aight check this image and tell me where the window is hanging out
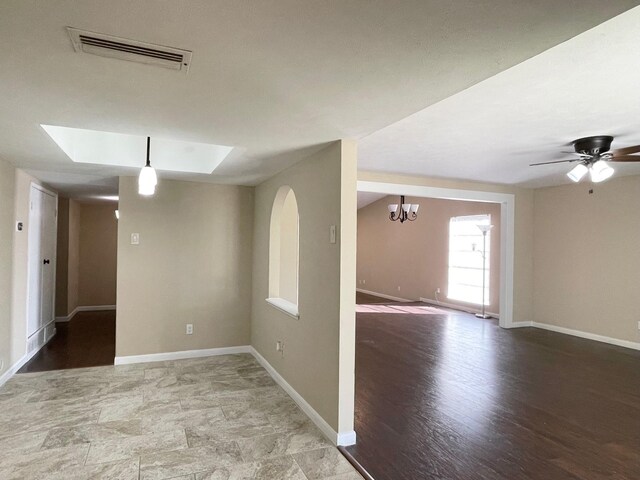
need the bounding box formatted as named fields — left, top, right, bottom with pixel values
left=447, top=214, right=491, bottom=305
left=267, top=186, right=299, bottom=318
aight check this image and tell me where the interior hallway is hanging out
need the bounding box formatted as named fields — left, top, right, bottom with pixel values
left=18, top=310, right=116, bottom=373
left=346, top=292, right=640, bottom=480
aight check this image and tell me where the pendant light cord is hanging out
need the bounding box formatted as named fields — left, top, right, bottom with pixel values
left=146, top=136, right=151, bottom=167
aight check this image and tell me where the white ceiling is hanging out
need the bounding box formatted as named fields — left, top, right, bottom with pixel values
left=360, top=6, right=640, bottom=188
left=0, top=1, right=638, bottom=198
left=357, top=192, right=387, bottom=210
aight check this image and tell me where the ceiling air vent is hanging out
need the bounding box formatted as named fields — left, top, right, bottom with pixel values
left=67, top=27, right=192, bottom=73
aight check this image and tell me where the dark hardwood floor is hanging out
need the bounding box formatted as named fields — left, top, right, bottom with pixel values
left=347, top=292, right=640, bottom=480
left=18, top=310, right=115, bottom=373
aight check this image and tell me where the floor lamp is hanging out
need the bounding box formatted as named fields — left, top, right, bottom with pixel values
left=475, top=224, right=493, bottom=319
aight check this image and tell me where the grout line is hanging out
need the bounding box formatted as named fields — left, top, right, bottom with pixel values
left=83, top=443, right=92, bottom=466
left=292, top=457, right=312, bottom=480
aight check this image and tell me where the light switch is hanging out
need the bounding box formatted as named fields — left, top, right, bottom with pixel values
left=131, top=233, right=140, bottom=245
left=330, top=225, right=336, bottom=244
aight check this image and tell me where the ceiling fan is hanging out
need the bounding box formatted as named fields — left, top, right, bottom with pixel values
left=530, top=135, right=640, bottom=183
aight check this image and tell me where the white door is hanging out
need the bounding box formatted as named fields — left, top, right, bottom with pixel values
left=27, top=185, right=57, bottom=338
left=40, top=191, right=57, bottom=329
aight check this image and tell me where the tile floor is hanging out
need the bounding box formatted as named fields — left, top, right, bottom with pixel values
left=0, top=354, right=363, bottom=480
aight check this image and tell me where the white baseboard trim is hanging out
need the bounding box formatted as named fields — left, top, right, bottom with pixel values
left=337, top=430, right=357, bottom=446
left=114, top=345, right=252, bottom=365
left=509, top=321, right=533, bottom=328
left=419, top=297, right=500, bottom=319
left=113, top=344, right=355, bottom=446
left=356, top=288, right=411, bottom=303
left=56, top=305, right=116, bottom=323
left=532, top=322, right=640, bottom=351
left=0, top=353, right=29, bottom=388
left=0, top=327, right=57, bottom=388
left=250, top=346, right=355, bottom=447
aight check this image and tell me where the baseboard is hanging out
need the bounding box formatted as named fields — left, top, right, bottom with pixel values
left=56, top=305, right=116, bottom=323
left=0, top=328, right=56, bottom=388
left=509, top=321, right=533, bottom=328
left=356, top=288, right=411, bottom=303
left=113, top=344, right=356, bottom=446
left=250, top=346, right=355, bottom=447
left=419, top=297, right=500, bottom=319
left=114, top=345, right=252, bottom=365
left=532, top=322, right=640, bottom=351
left=0, top=353, right=29, bottom=388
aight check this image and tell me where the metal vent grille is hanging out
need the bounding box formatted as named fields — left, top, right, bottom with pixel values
left=67, top=27, right=192, bottom=73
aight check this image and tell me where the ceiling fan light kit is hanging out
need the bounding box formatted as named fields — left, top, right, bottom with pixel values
left=531, top=135, right=640, bottom=184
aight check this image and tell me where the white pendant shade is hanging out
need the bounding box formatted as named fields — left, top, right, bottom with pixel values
left=388, top=203, right=398, bottom=213
left=138, top=165, right=157, bottom=196
left=590, top=160, right=614, bottom=183
left=410, top=204, right=419, bottom=214
left=567, top=163, right=588, bottom=182
left=402, top=203, right=411, bottom=213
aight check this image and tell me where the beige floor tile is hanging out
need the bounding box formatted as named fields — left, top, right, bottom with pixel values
left=194, top=455, right=307, bottom=479
left=293, top=447, right=357, bottom=479
left=85, top=429, right=188, bottom=465
left=139, top=442, right=243, bottom=480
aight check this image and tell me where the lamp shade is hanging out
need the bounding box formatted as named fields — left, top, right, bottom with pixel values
left=590, top=160, right=614, bottom=183
left=410, top=204, right=419, bottom=214
left=138, top=165, right=157, bottom=196
left=402, top=203, right=411, bottom=213
left=477, top=224, right=494, bottom=234
left=567, top=163, right=588, bottom=182
left=388, top=203, right=398, bottom=213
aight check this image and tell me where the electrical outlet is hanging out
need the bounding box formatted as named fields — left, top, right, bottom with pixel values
left=186, top=324, right=193, bottom=335
left=131, top=233, right=140, bottom=245
left=363, top=279, right=366, bottom=285
left=397, top=286, right=401, bottom=292
left=637, top=321, right=640, bottom=331
left=436, top=288, right=441, bottom=294
left=276, top=341, right=282, bottom=352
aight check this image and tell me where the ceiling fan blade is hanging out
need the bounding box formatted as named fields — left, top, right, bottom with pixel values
left=529, top=159, right=579, bottom=166
left=612, top=145, right=640, bottom=156
left=610, top=155, right=640, bottom=162
left=560, top=151, right=590, bottom=156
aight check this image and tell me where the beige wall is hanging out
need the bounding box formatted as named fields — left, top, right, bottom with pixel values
left=55, top=197, right=69, bottom=317
left=78, top=203, right=118, bottom=306
left=358, top=171, right=534, bottom=324
left=252, top=140, right=357, bottom=434
left=533, top=175, right=640, bottom=343
left=67, top=199, right=80, bottom=314
left=357, top=195, right=501, bottom=312
left=116, top=177, right=253, bottom=357
left=0, top=158, right=15, bottom=377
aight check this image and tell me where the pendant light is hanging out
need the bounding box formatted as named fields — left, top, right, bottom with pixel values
left=388, top=195, right=419, bottom=223
left=138, top=136, right=157, bottom=196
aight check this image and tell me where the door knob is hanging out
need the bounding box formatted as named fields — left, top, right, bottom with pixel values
left=43, top=259, right=50, bottom=265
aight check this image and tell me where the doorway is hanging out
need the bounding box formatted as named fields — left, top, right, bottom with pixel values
left=18, top=196, right=119, bottom=373
left=25, top=183, right=58, bottom=359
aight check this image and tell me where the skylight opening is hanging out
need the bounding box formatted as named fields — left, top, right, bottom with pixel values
left=41, top=125, right=233, bottom=174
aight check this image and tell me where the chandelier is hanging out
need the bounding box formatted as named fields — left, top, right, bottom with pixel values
left=388, top=195, right=419, bottom=223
